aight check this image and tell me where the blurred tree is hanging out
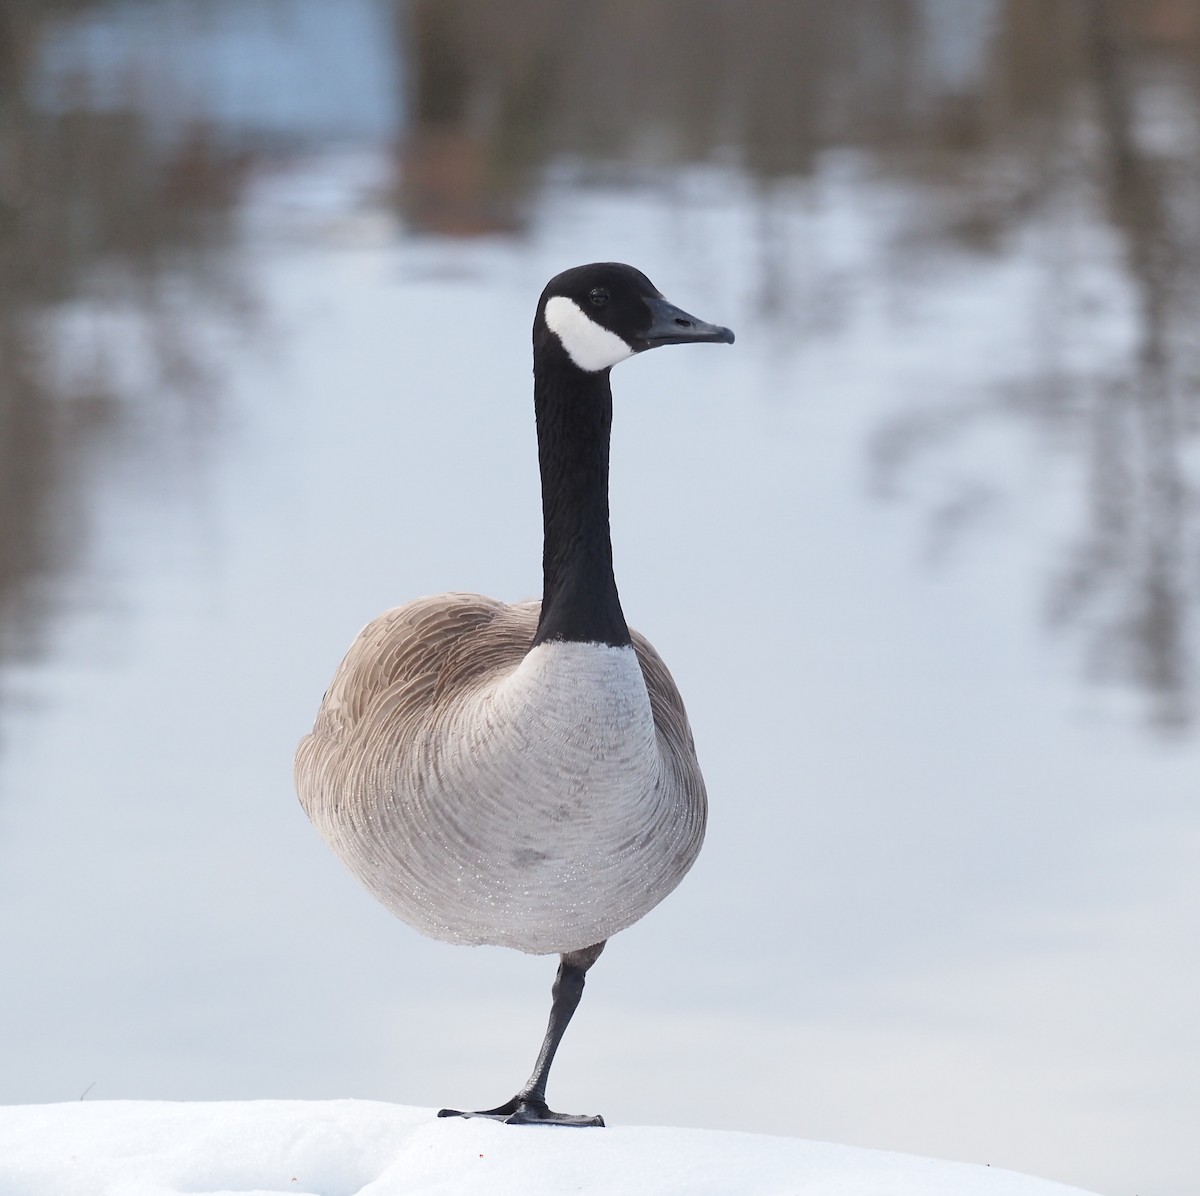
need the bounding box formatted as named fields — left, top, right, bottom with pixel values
left=395, top=0, right=1200, bottom=729
left=0, top=0, right=252, bottom=735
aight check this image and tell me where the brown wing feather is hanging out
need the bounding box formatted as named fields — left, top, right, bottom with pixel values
left=305, top=594, right=516, bottom=741
left=303, top=595, right=697, bottom=764
left=296, top=594, right=526, bottom=824
left=628, top=625, right=700, bottom=764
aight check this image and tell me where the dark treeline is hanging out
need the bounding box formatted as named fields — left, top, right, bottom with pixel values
left=0, top=0, right=251, bottom=724
left=2, top=0, right=1199, bottom=731
left=399, top=0, right=1200, bottom=729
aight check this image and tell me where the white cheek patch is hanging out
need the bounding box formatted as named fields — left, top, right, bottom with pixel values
left=544, top=295, right=635, bottom=372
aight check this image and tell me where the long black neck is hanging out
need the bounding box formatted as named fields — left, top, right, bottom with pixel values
left=531, top=347, right=631, bottom=648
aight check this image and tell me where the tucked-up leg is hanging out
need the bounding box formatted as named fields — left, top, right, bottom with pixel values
left=438, top=941, right=606, bottom=1127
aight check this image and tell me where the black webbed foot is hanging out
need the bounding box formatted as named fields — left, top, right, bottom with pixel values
left=437, top=944, right=608, bottom=1130
left=438, top=1096, right=604, bottom=1127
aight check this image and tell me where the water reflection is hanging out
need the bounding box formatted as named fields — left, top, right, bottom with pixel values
left=0, top=1, right=255, bottom=720
left=863, top=0, right=1200, bottom=732
left=396, top=0, right=1200, bottom=730
left=4, top=0, right=1199, bottom=729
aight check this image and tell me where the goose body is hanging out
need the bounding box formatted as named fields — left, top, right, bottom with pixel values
left=298, top=597, right=705, bottom=954
left=296, top=263, right=733, bottom=1125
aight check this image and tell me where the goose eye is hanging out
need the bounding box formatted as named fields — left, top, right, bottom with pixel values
left=589, top=288, right=609, bottom=307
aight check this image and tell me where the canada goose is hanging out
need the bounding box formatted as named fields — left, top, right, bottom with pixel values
left=296, top=262, right=734, bottom=1127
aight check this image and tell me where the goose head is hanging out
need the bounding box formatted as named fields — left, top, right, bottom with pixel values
left=536, top=262, right=735, bottom=374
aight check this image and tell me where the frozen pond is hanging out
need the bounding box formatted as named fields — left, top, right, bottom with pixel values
left=1, top=5, right=1197, bottom=1196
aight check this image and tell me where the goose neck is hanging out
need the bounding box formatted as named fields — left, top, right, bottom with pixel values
left=531, top=362, right=630, bottom=648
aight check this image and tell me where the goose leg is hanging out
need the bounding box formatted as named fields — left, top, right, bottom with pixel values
left=438, top=941, right=606, bottom=1127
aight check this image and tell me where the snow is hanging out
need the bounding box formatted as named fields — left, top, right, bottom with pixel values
left=0, top=1100, right=1099, bottom=1196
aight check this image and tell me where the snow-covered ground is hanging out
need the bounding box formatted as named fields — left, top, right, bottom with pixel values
left=0, top=1100, right=1099, bottom=1196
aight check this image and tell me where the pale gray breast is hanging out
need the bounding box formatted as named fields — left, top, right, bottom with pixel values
left=295, top=596, right=707, bottom=955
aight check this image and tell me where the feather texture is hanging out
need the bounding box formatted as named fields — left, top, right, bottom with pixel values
left=295, top=594, right=706, bottom=955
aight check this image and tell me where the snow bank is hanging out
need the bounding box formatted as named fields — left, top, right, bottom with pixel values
left=0, top=1100, right=1098, bottom=1196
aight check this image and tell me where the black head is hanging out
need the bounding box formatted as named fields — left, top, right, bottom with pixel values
left=535, top=262, right=735, bottom=373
